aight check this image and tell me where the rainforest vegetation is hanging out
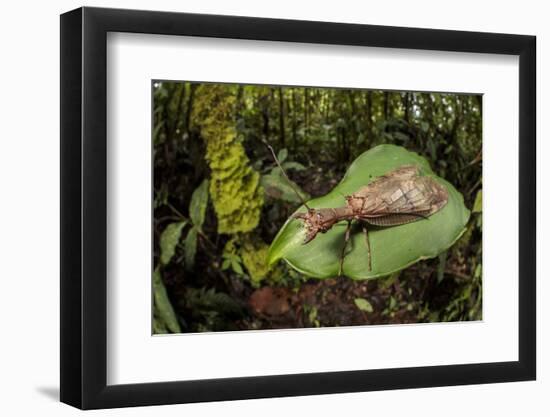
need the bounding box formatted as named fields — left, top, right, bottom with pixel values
left=153, top=81, right=482, bottom=333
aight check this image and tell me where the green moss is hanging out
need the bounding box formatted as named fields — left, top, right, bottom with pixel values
left=223, top=235, right=270, bottom=284
left=192, top=85, right=264, bottom=234
left=240, top=236, right=270, bottom=284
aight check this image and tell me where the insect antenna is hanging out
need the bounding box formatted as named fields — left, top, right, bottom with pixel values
left=266, top=144, right=312, bottom=211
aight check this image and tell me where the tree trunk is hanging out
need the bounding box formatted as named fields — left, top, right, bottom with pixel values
left=403, top=92, right=410, bottom=124
left=184, top=83, right=196, bottom=136
left=347, top=91, right=357, bottom=156
left=290, top=88, right=298, bottom=150
left=174, top=83, right=186, bottom=133
left=260, top=89, right=270, bottom=140
left=476, top=94, right=483, bottom=119
left=383, top=91, right=390, bottom=121
left=278, top=87, right=286, bottom=148
left=365, top=90, right=373, bottom=144
left=304, top=88, right=309, bottom=141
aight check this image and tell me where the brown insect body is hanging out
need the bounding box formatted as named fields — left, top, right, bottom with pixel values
left=293, top=165, right=448, bottom=273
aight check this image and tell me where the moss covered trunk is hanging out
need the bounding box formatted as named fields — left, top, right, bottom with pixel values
left=192, top=84, right=264, bottom=234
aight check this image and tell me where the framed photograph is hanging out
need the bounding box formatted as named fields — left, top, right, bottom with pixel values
left=60, top=6, right=536, bottom=409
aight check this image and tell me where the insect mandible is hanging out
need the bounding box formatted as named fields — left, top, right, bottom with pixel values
left=268, top=146, right=449, bottom=276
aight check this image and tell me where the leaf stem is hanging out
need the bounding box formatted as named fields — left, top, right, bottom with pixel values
left=197, top=230, right=217, bottom=250
left=166, top=201, right=186, bottom=219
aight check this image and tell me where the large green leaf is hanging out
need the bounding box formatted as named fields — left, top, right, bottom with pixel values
left=472, top=189, right=482, bottom=213
left=153, top=267, right=181, bottom=333
left=267, top=144, right=470, bottom=280
left=189, top=179, right=209, bottom=227
left=159, top=221, right=187, bottom=265
left=184, top=226, right=198, bottom=270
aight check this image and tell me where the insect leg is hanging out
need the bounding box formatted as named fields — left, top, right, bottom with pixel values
left=339, top=220, right=352, bottom=277
left=363, top=224, right=372, bottom=271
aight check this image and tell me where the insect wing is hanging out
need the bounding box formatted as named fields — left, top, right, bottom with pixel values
left=357, top=165, right=419, bottom=193
left=353, top=166, right=448, bottom=217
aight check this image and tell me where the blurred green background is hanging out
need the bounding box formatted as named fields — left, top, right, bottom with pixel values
left=152, top=81, right=482, bottom=334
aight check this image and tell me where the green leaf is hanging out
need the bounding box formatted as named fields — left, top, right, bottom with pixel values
left=474, top=264, right=482, bottom=279
left=189, top=179, right=209, bottom=227
left=261, top=173, right=310, bottom=203
left=393, top=132, right=410, bottom=142
left=153, top=315, right=168, bottom=334
left=184, top=226, right=198, bottom=270
left=231, top=260, right=244, bottom=275
left=427, top=139, right=437, bottom=161
left=186, top=287, right=243, bottom=316
left=153, top=268, right=181, bottom=333
left=268, top=144, right=470, bottom=279
left=278, top=148, right=288, bottom=163
left=354, top=298, right=373, bottom=313
left=380, top=271, right=400, bottom=289
left=159, top=221, right=187, bottom=265
left=153, top=121, right=165, bottom=145
left=472, top=189, right=482, bottom=213
left=282, top=161, right=306, bottom=171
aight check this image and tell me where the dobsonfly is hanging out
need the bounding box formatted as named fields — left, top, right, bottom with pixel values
left=267, top=146, right=449, bottom=276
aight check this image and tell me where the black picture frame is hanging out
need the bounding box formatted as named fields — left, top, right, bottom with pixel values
left=60, top=6, right=536, bottom=410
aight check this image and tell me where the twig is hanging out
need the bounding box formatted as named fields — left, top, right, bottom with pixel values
left=467, top=149, right=482, bottom=166
left=166, top=201, right=186, bottom=219
left=427, top=267, right=471, bottom=281
left=197, top=230, right=217, bottom=250
left=265, top=142, right=311, bottom=210
left=155, top=215, right=183, bottom=223
left=467, top=177, right=482, bottom=198
left=444, top=269, right=471, bottom=280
